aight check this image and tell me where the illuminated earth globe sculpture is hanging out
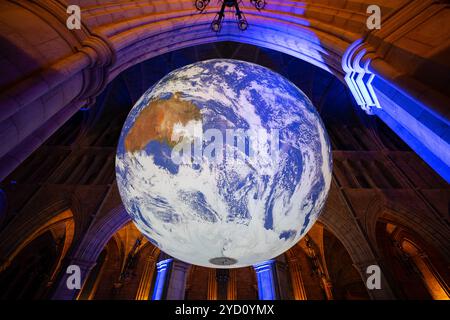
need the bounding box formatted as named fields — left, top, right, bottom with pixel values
left=116, top=59, right=332, bottom=268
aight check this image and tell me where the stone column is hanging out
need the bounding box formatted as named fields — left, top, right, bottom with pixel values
left=151, top=258, right=173, bottom=300
left=254, top=260, right=277, bottom=300
left=135, top=255, right=157, bottom=300
left=207, top=269, right=217, bottom=300
left=273, top=257, right=293, bottom=300
left=0, top=1, right=115, bottom=182
left=216, top=269, right=229, bottom=300
left=341, top=0, right=450, bottom=184
left=227, top=269, right=237, bottom=300
left=165, top=260, right=190, bottom=300
left=51, top=258, right=97, bottom=300
left=287, top=257, right=307, bottom=300
left=322, top=280, right=334, bottom=300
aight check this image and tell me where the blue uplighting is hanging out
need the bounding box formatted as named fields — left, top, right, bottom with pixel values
left=343, top=39, right=450, bottom=182
left=372, top=77, right=450, bottom=183
left=254, top=260, right=277, bottom=300
left=151, top=258, right=173, bottom=300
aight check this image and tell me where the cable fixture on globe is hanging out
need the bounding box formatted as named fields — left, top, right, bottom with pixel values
left=195, top=0, right=266, bottom=32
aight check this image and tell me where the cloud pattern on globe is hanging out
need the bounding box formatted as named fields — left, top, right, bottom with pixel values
left=116, top=59, right=332, bottom=268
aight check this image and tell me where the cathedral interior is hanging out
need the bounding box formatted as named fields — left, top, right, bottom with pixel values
left=0, top=0, right=449, bottom=301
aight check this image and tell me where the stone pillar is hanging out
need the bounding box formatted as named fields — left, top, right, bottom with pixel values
left=227, top=269, right=237, bottom=300
left=254, top=260, right=277, bottom=300
left=0, top=1, right=115, bottom=182
left=51, top=258, right=97, bottom=300
left=135, top=255, right=157, bottom=300
left=207, top=269, right=217, bottom=300
left=401, top=241, right=450, bottom=300
left=287, top=257, right=307, bottom=300
left=322, top=280, right=334, bottom=300
left=342, top=1, right=450, bottom=184
left=165, top=260, right=190, bottom=300
left=273, top=257, right=293, bottom=300
left=151, top=259, right=172, bottom=300
left=216, top=269, right=229, bottom=300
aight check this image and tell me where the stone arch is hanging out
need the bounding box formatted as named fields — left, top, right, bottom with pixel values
left=321, top=227, right=370, bottom=299
left=285, top=221, right=374, bottom=300
left=73, top=205, right=130, bottom=263
left=2, top=0, right=448, bottom=184
left=78, top=223, right=160, bottom=300
left=400, top=238, right=449, bottom=299
left=375, top=220, right=450, bottom=299
left=317, top=185, right=395, bottom=299
left=0, top=204, right=76, bottom=299
left=355, top=193, right=387, bottom=253
left=319, top=202, right=375, bottom=270
left=378, top=203, right=450, bottom=263
left=0, top=199, right=73, bottom=271
left=352, top=190, right=450, bottom=265
left=51, top=204, right=130, bottom=299
left=0, top=183, right=101, bottom=270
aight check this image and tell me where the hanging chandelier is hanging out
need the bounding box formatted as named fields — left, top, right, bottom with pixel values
left=195, top=0, right=266, bottom=32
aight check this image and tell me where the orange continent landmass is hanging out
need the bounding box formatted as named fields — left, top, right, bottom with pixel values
left=124, top=93, right=202, bottom=153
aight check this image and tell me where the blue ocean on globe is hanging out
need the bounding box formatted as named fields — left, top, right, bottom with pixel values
left=116, top=59, right=332, bottom=268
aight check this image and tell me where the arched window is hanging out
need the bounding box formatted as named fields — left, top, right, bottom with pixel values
left=401, top=239, right=450, bottom=300
left=376, top=221, right=450, bottom=300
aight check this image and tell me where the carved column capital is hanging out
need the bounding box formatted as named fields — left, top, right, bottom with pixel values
left=254, top=260, right=277, bottom=300
left=342, top=39, right=380, bottom=115
left=14, top=0, right=116, bottom=109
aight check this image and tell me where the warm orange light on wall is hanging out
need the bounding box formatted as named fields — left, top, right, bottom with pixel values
left=401, top=240, right=450, bottom=300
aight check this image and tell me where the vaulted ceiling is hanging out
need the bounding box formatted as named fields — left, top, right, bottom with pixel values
left=0, top=0, right=449, bottom=181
